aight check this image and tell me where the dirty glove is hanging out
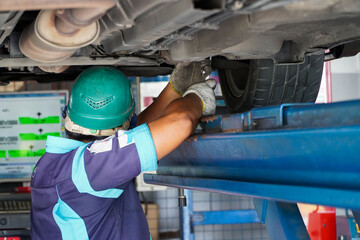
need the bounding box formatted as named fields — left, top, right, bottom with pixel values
left=184, top=79, right=217, bottom=116
left=170, top=60, right=212, bottom=96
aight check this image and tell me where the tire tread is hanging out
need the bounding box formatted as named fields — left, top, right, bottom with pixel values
left=218, top=52, right=324, bottom=113
left=252, top=53, right=324, bottom=108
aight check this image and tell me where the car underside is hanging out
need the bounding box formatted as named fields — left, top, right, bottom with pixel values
left=1, top=0, right=360, bottom=112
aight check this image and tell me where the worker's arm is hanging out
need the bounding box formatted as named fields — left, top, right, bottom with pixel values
left=137, top=83, right=180, bottom=126
left=149, top=79, right=217, bottom=160
left=137, top=60, right=211, bottom=126
left=148, top=93, right=202, bottom=160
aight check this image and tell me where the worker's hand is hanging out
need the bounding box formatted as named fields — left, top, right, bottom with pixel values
left=169, top=60, right=212, bottom=96
left=184, top=79, right=217, bottom=116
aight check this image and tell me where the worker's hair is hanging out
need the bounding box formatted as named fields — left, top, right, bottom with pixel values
left=65, top=129, right=108, bottom=142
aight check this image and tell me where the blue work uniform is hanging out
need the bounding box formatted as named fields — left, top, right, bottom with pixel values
left=30, top=124, right=158, bottom=239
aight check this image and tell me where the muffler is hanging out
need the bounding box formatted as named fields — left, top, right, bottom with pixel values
left=19, top=0, right=117, bottom=66
left=19, top=9, right=100, bottom=63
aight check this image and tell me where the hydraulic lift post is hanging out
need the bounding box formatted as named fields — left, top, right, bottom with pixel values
left=144, top=100, right=360, bottom=240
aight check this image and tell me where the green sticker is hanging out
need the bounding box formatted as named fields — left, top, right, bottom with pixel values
left=19, top=132, right=61, bottom=141
left=19, top=116, right=60, bottom=124
left=90, top=129, right=97, bottom=134
left=8, top=149, right=46, bottom=158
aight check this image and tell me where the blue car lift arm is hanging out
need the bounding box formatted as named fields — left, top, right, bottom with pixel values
left=144, top=100, right=360, bottom=240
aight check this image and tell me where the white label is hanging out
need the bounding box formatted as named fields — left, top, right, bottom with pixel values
left=118, top=131, right=135, bottom=149
left=88, top=136, right=114, bottom=154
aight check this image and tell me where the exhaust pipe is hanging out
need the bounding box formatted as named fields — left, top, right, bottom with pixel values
left=19, top=10, right=100, bottom=63
left=19, top=0, right=117, bottom=68
left=18, top=0, right=172, bottom=72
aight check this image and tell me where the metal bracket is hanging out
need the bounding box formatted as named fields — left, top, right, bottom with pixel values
left=242, top=103, right=314, bottom=130
left=253, top=199, right=310, bottom=240
left=0, top=11, right=24, bottom=45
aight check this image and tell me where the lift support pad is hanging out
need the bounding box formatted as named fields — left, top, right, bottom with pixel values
left=144, top=100, right=360, bottom=240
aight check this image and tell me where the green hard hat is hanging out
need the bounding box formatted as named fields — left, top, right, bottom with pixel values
left=67, top=67, right=135, bottom=130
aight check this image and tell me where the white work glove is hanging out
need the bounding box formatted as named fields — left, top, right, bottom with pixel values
left=170, top=60, right=212, bottom=96
left=184, top=79, right=217, bottom=116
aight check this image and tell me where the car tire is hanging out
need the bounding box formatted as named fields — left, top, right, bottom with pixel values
left=215, top=52, right=324, bottom=113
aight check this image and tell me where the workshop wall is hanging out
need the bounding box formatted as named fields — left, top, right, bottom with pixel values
left=331, top=53, right=360, bottom=102
left=0, top=81, right=74, bottom=94
left=141, top=188, right=269, bottom=240
left=192, top=191, right=269, bottom=240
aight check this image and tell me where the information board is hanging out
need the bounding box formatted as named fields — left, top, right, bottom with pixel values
left=0, top=91, right=67, bottom=181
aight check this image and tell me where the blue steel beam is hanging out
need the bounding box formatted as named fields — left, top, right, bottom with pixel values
left=144, top=101, right=360, bottom=240
left=192, top=210, right=259, bottom=225
left=156, top=125, right=360, bottom=191
left=144, top=175, right=360, bottom=210
left=152, top=100, right=360, bottom=195
left=200, top=100, right=360, bottom=132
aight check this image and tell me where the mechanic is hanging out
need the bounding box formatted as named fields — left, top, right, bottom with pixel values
left=30, top=62, right=216, bottom=239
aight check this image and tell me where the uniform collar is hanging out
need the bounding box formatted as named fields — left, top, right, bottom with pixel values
left=46, top=135, right=87, bottom=154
